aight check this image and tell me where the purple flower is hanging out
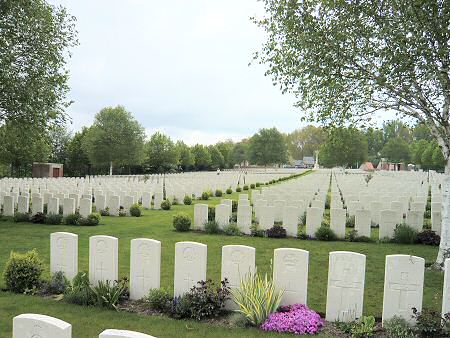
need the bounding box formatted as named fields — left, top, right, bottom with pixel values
left=260, top=304, right=324, bottom=335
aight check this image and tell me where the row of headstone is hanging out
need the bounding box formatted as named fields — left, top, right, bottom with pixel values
left=50, top=233, right=450, bottom=322
left=12, top=313, right=156, bottom=338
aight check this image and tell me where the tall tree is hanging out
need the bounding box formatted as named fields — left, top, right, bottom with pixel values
left=175, top=141, right=194, bottom=171
left=231, top=140, right=250, bottom=167
left=319, top=127, right=368, bottom=168
left=83, top=106, right=145, bottom=175
left=382, top=120, right=412, bottom=143
left=208, top=145, right=225, bottom=170
left=144, top=132, right=178, bottom=173
left=0, top=0, right=78, bottom=126
left=191, top=144, right=211, bottom=171
left=381, top=138, right=411, bottom=163
left=365, top=127, right=384, bottom=166
left=249, top=127, right=288, bottom=167
left=285, top=125, right=326, bottom=160
left=66, top=128, right=91, bottom=176
left=216, top=141, right=235, bottom=168
left=48, top=125, right=72, bottom=164
left=256, top=0, right=450, bottom=265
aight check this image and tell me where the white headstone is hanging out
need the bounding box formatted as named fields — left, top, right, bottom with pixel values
left=306, top=207, right=322, bottom=237
left=221, top=245, right=255, bottom=288
left=355, top=209, right=371, bottom=238
left=96, top=195, right=107, bottom=211
left=50, top=232, right=78, bottom=280
left=63, top=198, right=76, bottom=217
left=282, top=206, right=299, bottom=237
left=141, top=192, right=152, bottom=209
left=325, top=251, right=366, bottom=322
left=194, top=204, right=208, bottom=230
left=273, top=248, right=309, bottom=306
left=130, top=238, right=161, bottom=300
left=215, top=204, right=230, bottom=229
left=108, top=195, right=120, bottom=216
left=48, top=197, right=60, bottom=215
left=3, top=195, right=14, bottom=216
left=99, top=329, right=156, bottom=338
left=330, top=208, right=346, bottom=239
left=31, top=196, right=43, bottom=215
left=153, top=192, right=163, bottom=210
left=13, top=313, right=71, bottom=338
left=17, top=195, right=29, bottom=214
left=79, top=198, right=92, bottom=218
left=382, top=255, right=425, bottom=323
left=379, top=210, right=397, bottom=239
left=237, top=205, right=252, bottom=235
left=89, top=235, right=118, bottom=285
left=174, top=241, right=207, bottom=297
left=259, top=205, right=275, bottom=230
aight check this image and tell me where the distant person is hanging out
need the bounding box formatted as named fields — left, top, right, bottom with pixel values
left=217, top=168, right=220, bottom=175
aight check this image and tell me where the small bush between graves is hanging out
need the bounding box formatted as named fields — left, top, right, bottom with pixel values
left=383, top=316, right=417, bottom=338
left=30, top=212, right=46, bottom=224
left=208, top=206, right=215, bottom=221
left=345, top=229, right=373, bottom=243
left=161, top=199, right=171, bottom=210
left=13, top=213, right=30, bottom=222
left=298, top=212, right=307, bottom=226
left=266, top=225, right=287, bottom=238
left=346, top=215, right=355, bottom=228
left=423, top=219, right=432, bottom=229
left=119, top=210, right=127, bottom=217
left=250, top=183, right=255, bottom=189
left=45, top=213, right=63, bottom=225
left=250, top=224, right=265, bottom=237
left=64, top=213, right=80, bottom=225
left=226, top=187, right=233, bottom=194
left=392, top=224, right=417, bottom=244
left=129, top=203, right=141, bottom=217
left=41, top=271, right=68, bottom=295
left=92, top=278, right=129, bottom=310
left=173, top=279, right=230, bottom=320
left=416, top=230, right=440, bottom=246
left=99, top=208, right=110, bottom=216
left=255, top=182, right=261, bottom=187
left=173, top=212, right=191, bottom=231
left=412, top=307, right=450, bottom=337
left=147, top=288, right=173, bottom=313
left=79, top=213, right=101, bottom=226
left=349, top=315, right=376, bottom=337
left=183, top=195, right=192, bottom=205
left=223, top=223, right=242, bottom=236
left=236, top=186, right=242, bottom=192
left=424, top=209, right=431, bottom=219
left=172, top=198, right=179, bottom=205
left=243, top=185, right=249, bottom=191
left=64, top=271, right=96, bottom=306
left=315, top=226, right=337, bottom=241
left=3, top=249, right=43, bottom=293
left=201, top=192, right=209, bottom=200
left=204, top=220, right=220, bottom=234
left=232, top=200, right=238, bottom=212
left=215, top=189, right=223, bottom=197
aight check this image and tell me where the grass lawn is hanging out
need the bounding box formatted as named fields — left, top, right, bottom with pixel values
left=0, top=191, right=443, bottom=337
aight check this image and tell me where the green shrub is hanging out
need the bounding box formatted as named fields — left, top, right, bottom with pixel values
left=417, top=230, right=440, bottom=246
left=99, top=208, right=110, bottom=216
left=3, top=249, right=43, bottom=293
left=229, top=312, right=249, bottom=328
left=119, top=210, right=127, bottom=217
left=173, top=212, right=191, bottom=231
left=79, top=213, right=101, bottom=226
left=412, top=307, right=449, bottom=337
left=41, top=271, right=68, bottom=295
left=255, top=183, right=261, bottom=187
left=204, top=220, right=220, bottom=234
left=315, top=226, right=337, bottom=241
left=346, top=229, right=359, bottom=242
left=346, top=215, right=355, bottom=227
left=14, top=213, right=30, bottom=222
left=250, top=184, right=255, bottom=189
left=424, top=209, right=431, bottom=219
left=298, top=212, right=307, bottom=226
left=64, top=213, right=80, bottom=225
left=383, top=316, right=417, bottom=338
left=161, top=199, right=171, bottom=210
left=423, top=218, right=432, bottom=229
left=250, top=224, right=265, bottom=237
left=350, top=315, right=376, bottom=338
left=224, top=223, right=242, bottom=236
left=243, top=185, right=249, bottom=191
left=321, top=218, right=330, bottom=227
left=232, top=200, right=238, bottom=212
left=64, top=271, right=95, bottom=306
left=231, top=271, right=283, bottom=326
left=172, top=198, right=179, bottom=205
left=236, top=186, right=242, bottom=192
left=92, top=278, right=128, bottom=310
left=266, top=225, right=287, bottom=238
left=215, top=189, right=223, bottom=197
left=208, top=205, right=215, bottom=221
left=201, top=192, right=209, bottom=200
left=392, top=224, right=417, bottom=244
left=30, top=212, right=46, bottom=224
left=173, top=279, right=230, bottom=320
left=183, top=195, right=192, bottom=205
left=45, top=213, right=63, bottom=225
left=130, top=203, right=141, bottom=217
left=147, top=288, right=172, bottom=312
left=226, top=188, right=233, bottom=194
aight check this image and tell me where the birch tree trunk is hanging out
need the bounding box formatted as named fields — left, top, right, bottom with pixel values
left=436, top=172, right=450, bottom=267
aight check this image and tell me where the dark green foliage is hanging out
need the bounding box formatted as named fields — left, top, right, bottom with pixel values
left=204, top=220, right=220, bottom=234
left=424, top=209, right=431, bottom=219
left=201, top=192, right=209, bottom=200
left=412, top=307, right=449, bottom=337
left=226, top=188, right=233, bottom=194
left=315, top=226, right=337, bottom=241
left=215, top=189, right=223, bottom=197
left=45, top=213, right=63, bottom=225
left=41, top=271, right=68, bottom=295
left=79, top=213, right=101, bottom=226
left=147, top=288, right=172, bottom=312
left=249, top=127, right=288, bottom=166
left=349, top=316, right=376, bottom=338
left=172, top=279, right=230, bottom=320
left=99, top=209, right=110, bottom=216
left=13, top=213, right=30, bottom=222
left=346, top=230, right=373, bottom=243
left=255, top=183, right=261, bottom=187
left=64, top=271, right=95, bottom=306
left=119, top=210, right=127, bottom=217
left=417, top=230, right=440, bottom=246
left=208, top=206, right=215, bottom=221
left=250, top=184, right=255, bottom=189
left=243, top=185, right=249, bottom=191
left=64, top=213, right=80, bottom=225
left=383, top=316, right=416, bottom=338
left=173, top=213, right=191, bottom=232
left=30, top=212, right=46, bottom=224
left=392, top=224, right=417, bottom=244
left=223, top=224, right=242, bottom=236
left=298, top=212, right=307, bottom=226
left=266, top=225, right=287, bottom=238
left=172, top=198, right=179, bottom=205
left=183, top=195, right=192, bottom=205
left=92, top=278, right=128, bottom=310
left=161, top=199, right=171, bottom=210
left=251, top=224, right=265, bottom=237
left=130, top=203, right=141, bottom=217
left=236, top=186, right=242, bottom=192
left=346, top=215, right=355, bottom=228
left=3, top=249, right=43, bottom=293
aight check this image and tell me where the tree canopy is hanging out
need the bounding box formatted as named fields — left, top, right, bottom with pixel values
left=144, top=132, right=178, bottom=173
left=249, top=127, right=288, bottom=166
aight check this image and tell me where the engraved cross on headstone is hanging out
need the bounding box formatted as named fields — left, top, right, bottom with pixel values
left=389, top=271, right=419, bottom=312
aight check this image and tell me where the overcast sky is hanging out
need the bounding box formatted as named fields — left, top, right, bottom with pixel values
left=49, top=0, right=303, bottom=145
